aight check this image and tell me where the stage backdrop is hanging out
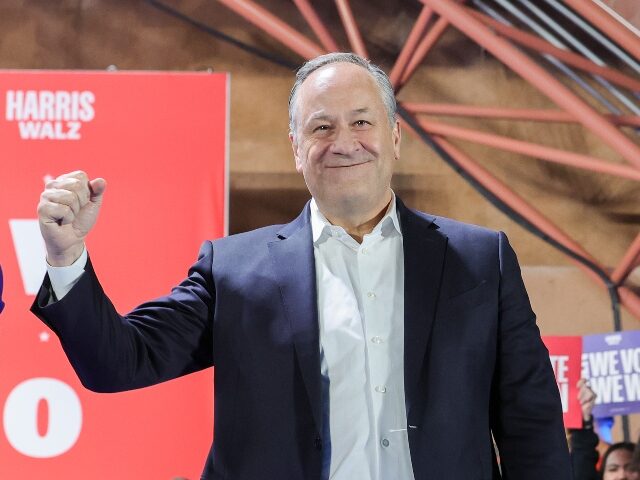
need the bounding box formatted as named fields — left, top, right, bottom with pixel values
left=0, top=70, right=228, bottom=478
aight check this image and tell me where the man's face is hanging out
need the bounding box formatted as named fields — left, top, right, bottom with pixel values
left=290, top=62, right=400, bottom=213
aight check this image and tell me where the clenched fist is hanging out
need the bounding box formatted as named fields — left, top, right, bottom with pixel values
left=37, top=171, right=106, bottom=267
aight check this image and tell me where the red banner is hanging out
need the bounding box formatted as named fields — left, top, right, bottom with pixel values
left=543, top=336, right=583, bottom=429
left=0, top=70, right=228, bottom=478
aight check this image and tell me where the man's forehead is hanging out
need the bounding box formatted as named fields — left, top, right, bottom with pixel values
left=300, top=62, right=376, bottom=94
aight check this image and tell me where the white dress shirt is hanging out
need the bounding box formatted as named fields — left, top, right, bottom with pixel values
left=47, top=247, right=87, bottom=300
left=311, top=195, right=414, bottom=480
left=47, top=195, right=415, bottom=480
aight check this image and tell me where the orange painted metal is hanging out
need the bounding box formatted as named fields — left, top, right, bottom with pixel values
left=612, top=233, right=640, bottom=285
left=619, top=288, right=640, bottom=320
left=404, top=103, right=640, bottom=127
left=419, top=0, right=640, bottom=169
left=404, top=118, right=640, bottom=319
left=399, top=17, right=450, bottom=87
left=292, top=0, right=338, bottom=52
left=389, top=5, right=434, bottom=88
left=334, top=0, right=368, bottom=58
left=563, top=0, right=640, bottom=61
left=469, top=9, right=640, bottom=93
left=217, top=0, right=324, bottom=59
left=416, top=117, right=640, bottom=181
left=407, top=126, right=601, bottom=266
left=215, top=0, right=640, bottom=320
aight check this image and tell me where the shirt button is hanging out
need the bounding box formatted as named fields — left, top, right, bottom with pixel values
left=361, top=247, right=368, bottom=254
left=375, top=385, right=387, bottom=394
left=381, top=438, right=390, bottom=447
left=371, top=336, right=384, bottom=344
left=367, top=292, right=376, bottom=299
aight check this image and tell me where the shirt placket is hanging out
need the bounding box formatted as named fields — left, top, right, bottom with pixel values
left=358, top=231, right=392, bottom=480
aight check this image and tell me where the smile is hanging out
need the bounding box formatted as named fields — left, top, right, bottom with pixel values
left=325, top=160, right=371, bottom=168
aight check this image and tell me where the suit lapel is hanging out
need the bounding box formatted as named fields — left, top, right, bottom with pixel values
left=267, top=200, right=447, bottom=432
left=398, top=199, right=448, bottom=419
left=268, top=204, right=323, bottom=433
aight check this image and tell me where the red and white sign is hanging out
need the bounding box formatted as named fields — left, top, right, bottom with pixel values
left=542, top=336, right=583, bottom=428
left=0, top=70, right=229, bottom=478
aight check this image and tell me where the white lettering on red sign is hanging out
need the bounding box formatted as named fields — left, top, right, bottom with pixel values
left=3, top=378, right=82, bottom=458
left=5, top=90, right=95, bottom=140
left=549, top=355, right=570, bottom=413
left=9, top=219, right=46, bottom=296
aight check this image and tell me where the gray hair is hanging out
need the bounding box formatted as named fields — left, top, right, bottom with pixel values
left=288, top=52, right=397, bottom=138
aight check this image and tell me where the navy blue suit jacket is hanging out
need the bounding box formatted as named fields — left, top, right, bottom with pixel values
left=32, top=199, right=571, bottom=479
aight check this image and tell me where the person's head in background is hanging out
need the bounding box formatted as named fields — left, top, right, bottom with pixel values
left=601, top=442, right=638, bottom=480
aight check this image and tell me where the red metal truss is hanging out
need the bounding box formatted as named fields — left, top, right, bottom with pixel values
left=467, top=10, right=640, bottom=92
left=216, top=0, right=640, bottom=321
left=335, top=0, right=368, bottom=58
left=292, top=0, right=339, bottom=52
left=402, top=103, right=640, bottom=127
left=390, top=5, right=434, bottom=86
left=563, top=0, right=640, bottom=60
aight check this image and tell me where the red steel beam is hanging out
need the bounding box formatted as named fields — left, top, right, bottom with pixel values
left=469, top=9, right=640, bottom=93
left=564, top=0, right=640, bottom=62
left=334, top=0, right=368, bottom=58
left=403, top=118, right=640, bottom=319
left=397, top=116, right=598, bottom=265
left=420, top=0, right=640, bottom=170
left=425, top=138, right=599, bottom=264
left=217, top=0, right=324, bottom=59
left=619, top=288, right=640, bottom=320
left=218, top=0, right=640, bottom=319
left=398, top=16, right=450, bottom=87
left=293, top=0, right=339, bottom=52
left=389, top=5, right=434, bottom=88
left=416, top=118, right=640, bottom=181
left=612, top=233, right=640, bottom=285
left=404, top=103, right=640, bottom=127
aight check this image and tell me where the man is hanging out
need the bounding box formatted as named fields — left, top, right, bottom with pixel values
left=32, top=53, right=571, bottom=479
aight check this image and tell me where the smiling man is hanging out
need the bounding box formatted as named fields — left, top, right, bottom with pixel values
left=32, top=53, right=571, bottom=480
left=290, top=60, right=399, bottom=243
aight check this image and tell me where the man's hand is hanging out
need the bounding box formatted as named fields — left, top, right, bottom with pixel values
left=37, top=171, right=106, bottom=266
left=577, top=378, right=597, bottom=422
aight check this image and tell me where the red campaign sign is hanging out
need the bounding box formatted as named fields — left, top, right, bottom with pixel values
left=0, top=70, right=228, bottom=478
left=542, top=336, right=583, bottom=429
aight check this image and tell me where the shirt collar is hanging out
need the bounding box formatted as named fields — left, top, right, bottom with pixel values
left=310, top=192, right=402, bottom=245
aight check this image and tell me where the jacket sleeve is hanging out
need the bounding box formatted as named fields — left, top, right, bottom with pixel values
left=490, top=232, right=573, bottom=479
left=30, top=241, right=215, bottom=393
left=569, top=425, right=600, bottom=480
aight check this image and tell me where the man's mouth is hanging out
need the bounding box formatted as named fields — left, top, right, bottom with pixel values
left=325, top=160, right=370, bottom=168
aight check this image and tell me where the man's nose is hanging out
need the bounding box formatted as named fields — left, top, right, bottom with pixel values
left=329, top=126, right=360, bottom=155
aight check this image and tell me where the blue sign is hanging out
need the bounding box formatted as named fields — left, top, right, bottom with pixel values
left=582, top=331, right=640, bottom=417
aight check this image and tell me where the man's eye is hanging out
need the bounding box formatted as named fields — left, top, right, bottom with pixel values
left=354, top=120, right=371, bottom=127
left=313, top=125, right=330, bottom=132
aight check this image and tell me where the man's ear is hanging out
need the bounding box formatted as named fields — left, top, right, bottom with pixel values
left=289, top=132, right=303, bottom=173
left=392, top=119, right=401, bottom=161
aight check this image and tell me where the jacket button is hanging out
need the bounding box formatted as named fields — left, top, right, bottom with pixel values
left=314, top=436, right=322, bottom=450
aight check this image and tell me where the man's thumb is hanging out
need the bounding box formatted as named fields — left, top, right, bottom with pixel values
left=89, top=178, right=107, bottom=202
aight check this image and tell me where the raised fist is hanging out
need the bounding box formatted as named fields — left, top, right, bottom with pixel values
left=37, top=171, right=106, bottom=266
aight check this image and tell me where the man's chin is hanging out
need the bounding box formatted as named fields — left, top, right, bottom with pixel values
left=316, top=187, right=387, bottom=211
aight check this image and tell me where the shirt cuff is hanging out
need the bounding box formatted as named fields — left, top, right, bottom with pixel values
left=47, top=247, right=88, bottom=301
